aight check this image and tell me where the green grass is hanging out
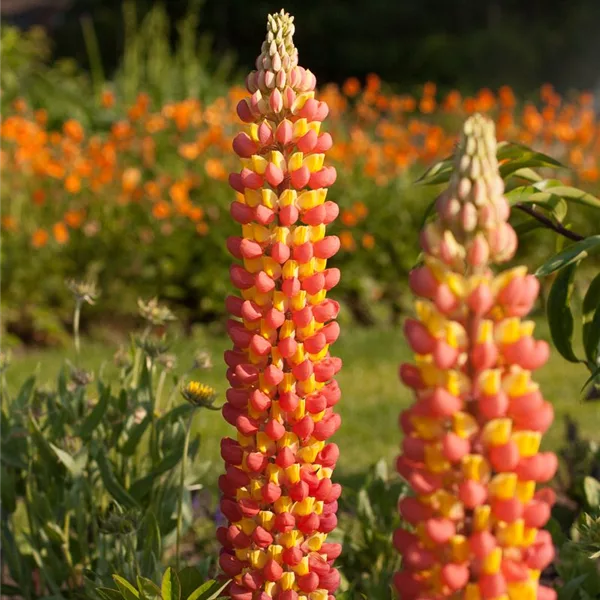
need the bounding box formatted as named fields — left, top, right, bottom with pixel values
left=5, top=322, right=600, bottom=482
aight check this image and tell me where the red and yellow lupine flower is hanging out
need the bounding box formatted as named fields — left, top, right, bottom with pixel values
left=394, top=114, right=557, bottom=600
left=219, top=10, right=343, bottom=600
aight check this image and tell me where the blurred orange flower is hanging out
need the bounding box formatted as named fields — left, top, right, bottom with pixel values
left=64, top=209, right=85, bottom=228
left=101, top=89, right=116, bottom=108
left=362, top=233, right=375, bottom=249
left=53, top=222, right=69, bottom=244
left=33, top=189, right=46, bottom=206
left=32, top=228, right=49, bottom=248
left=196, top=222, right=209, bottom=236
left=205, top=158, right=227, bottom=181
left=339, top=230, right=356, bottom=251
left=152, top=200, right=171, bottom=220
left=343, top=77, right=361, bottom=97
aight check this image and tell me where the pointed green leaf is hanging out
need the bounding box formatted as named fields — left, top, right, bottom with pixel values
left=120, top=414, right=151, bottom=456
left=136, top=576, right=162, bottom=600
left=49, top=443, right=79, bottom=476
left=13, top=376, right=35, bottom=411
left=112, top=576, right=140, bottom=600
left=177, top=567, right=205, bottom=600
left=558, top=574, right=589, bottom=600
left=536, top=236, right=600, bottom=277
left=414, top=155, right=453, bottom=186
left=583, top=476, right=600, bottom=510
left=583, top=273, right=600, bottom=364
left=509, top=167, right=543, bottom=183
left=97, top=588, right=125, bottom=600
left=129, top=441, right=184, bottom=501
left=534, top=184, right=600, bottom=209
left=581, top=365, right=600, bottom=394
left=161, top=568, right=181, bottom=600
left=496, top=142, right=564, bottom=168
left=79, top=386, right=110, bottom=438
left=187, top=580, right=229, bottom=600
left=95, top=451, right=140, bottom=509
left=546, top=262, right=580, bottom=363
left=28, top=415, right=61, bottom=472
left=0, top=584, right=24, bottom=596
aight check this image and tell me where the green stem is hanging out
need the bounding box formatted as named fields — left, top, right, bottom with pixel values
left=1, top=373, right=10, bottom=409
left=155, top=369, right=167, bottom=413
left=73, top=300, right=82, bottom=362
left=129, top=325, right=151, bottom=388
left=175, top=412, right=195, bottom=571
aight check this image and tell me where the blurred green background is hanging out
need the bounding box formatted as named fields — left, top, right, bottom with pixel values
left=4, top=0, right=600, bottom=94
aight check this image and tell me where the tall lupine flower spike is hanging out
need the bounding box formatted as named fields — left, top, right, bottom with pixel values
left=221, top=10, right=342, bottom=600
left=394, top=114, right=557, bottom=600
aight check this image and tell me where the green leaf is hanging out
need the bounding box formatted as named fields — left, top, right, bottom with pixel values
left=49, top=443, right=81, bottom=476
left=583, top=273, right=600, bottom=364
left=534, top=184, right=600, bottom=209
left=497, top=142, right=564, bottom=168
left=129, top=441, right=184, bottom=501
left=136, top=577, right=162, bottom=600
left=177, top=567, right=205, bottom=600
left=0, top=584, right=24, bottom=596
left=536, top=236, right=600, bottom=277
left=95, top=450, right=140, bottom=509
left=120, top=414, right=151, bottom=456
left=161, top=568, right=181, bottom=600
left=187, top=580, right=229, bottom=600
left=0, top=466, right=16, bottom=512
left=414, top=155, right=453, bottom=186
left=79, top=386, right=110, bottom=438
left=28, top=414, right=61, bottom=472
left=140, top=511, right=162, bottom=575
left=419, top=199, right=437, bottom=230
left=546, top=262, right=580, bottom=363
left=97, top=588, right=125, bottom=600
left=581, top=365, right=600, bottom=394
left=509, top=167, right=543, bottom=183
left=558, top=574, right=589, bottom=600
left=583, top=476, right=600, bottom=510
left=113, top=576, right=140, bottom=600
left=13, top=376, right=35, bottom=412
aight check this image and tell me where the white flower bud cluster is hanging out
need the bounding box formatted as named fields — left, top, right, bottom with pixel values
left=422, top=114, right=517, bottom=272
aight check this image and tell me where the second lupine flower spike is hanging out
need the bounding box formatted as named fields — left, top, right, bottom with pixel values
left=221, top=10, right=342, bottom=600
left=394, top=114, right=557, bottom=600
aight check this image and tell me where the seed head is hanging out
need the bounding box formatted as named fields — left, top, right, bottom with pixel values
left=193, top=350, right=213, bottom=370
left=66, top=278, right=100, bottom=305
left=137, top=297, right=176, bottom=326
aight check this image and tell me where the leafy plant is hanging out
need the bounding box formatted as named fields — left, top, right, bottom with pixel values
left=0, top=290, right=217, bottom=598
left=95, top=566, right=228, bottom=600
left=335, top=459, right=407, bottom=597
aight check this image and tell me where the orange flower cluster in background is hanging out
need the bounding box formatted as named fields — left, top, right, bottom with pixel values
left=1, top=81, right=599, bottom=250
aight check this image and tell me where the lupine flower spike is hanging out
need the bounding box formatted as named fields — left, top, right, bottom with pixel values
left=394, top=114, right=557, bottom=600
left=220, top=10, right=343, bottom=600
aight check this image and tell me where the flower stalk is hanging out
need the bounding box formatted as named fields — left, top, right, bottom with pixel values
left=219, top=10, right=343, bottom=599
left=394, top=114, right=557, bottom=600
